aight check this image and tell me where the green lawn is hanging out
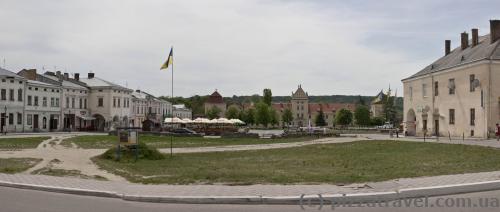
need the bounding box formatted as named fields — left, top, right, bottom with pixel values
left=63, top=135, right=317, bottom=149
left=93, top=140, right=500, bottom=185
left=0, top=137, right=49, bottom=149
left=0, top=158, right=42, bottom=173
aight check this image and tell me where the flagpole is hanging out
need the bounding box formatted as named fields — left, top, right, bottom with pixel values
left=170, top=46, right=174, bottom=157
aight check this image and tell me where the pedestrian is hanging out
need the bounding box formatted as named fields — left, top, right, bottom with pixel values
left=496, top=123, right=500, bottom=141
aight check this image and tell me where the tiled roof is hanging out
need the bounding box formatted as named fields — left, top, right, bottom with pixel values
left=404, top=35, right=500, bottom=81
left=0, top=68, right=24, bottom=79
left=79, top=77, right=131, bottom=91
left=206, top=90, right=224, bottom=103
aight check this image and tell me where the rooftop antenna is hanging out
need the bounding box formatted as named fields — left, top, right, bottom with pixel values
left=2, top=58, right=5, bottom=68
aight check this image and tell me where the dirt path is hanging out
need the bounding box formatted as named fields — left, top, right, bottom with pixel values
left=0, top=135, right=125, bottom=182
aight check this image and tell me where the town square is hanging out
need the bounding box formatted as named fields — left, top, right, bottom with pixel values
left=2, top=1, right=500, bottom=211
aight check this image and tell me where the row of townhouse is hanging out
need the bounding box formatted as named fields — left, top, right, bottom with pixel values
left=1, top=68, right=189, bottom=133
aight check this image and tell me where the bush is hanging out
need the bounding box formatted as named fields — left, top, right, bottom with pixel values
left=100, top=142, right=165, bottom=162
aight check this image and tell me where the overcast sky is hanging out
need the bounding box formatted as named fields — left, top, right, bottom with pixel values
left=1, top=0, right=499, bottom=97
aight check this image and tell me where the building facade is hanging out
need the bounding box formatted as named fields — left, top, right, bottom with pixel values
left=272, top=85, right=355, bottom=127
left=0, top=68, right=27, bottom=133
left=402, top=20, right=500, bottom=138
left=173, top=104, right=192, bottom=119
left=204, top=90, right=226, bottom=117
left=131, top=90, right=172, bottom=129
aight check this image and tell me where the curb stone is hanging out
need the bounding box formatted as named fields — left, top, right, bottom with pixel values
left=1, top=179, right=500, bottom=204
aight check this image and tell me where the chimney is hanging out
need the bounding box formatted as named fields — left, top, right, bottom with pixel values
left=74, top=73, right=79, bottom=81
left=471, top=28, right=479, bottom=47
left=461, top=32, right=469, bottom=50
left=445, top=40, right=451, bottom=55
left=490, top=20, right=500, bottom=44
left=88, top=72, right=95, bottom=79
left=63, top=72, right=69, bottom=80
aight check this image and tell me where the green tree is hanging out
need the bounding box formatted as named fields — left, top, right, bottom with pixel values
left=206, top=106, right=221, bottom=119
left=370, top=116, right=385, bottom=126
left=383, top=96, right=397, bottom=124
left=225, top=105, right=240, bottom=119
left=315, top=109, right=327, bottom=126
left=281, top=108, right=293, bottom=127
left=269, top=108, right=279, bottom=127
left=255, top=102, right=271, bottom=127
left=263, top=88, right=272, bottom=106
left=242, top=108, right=256, bottom=125
left=354, top=106, right=371, bottom=126
left=335, top=108, right=353, bottom=126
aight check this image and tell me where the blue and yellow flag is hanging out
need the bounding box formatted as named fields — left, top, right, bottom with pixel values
left=161, top=47, right=173, bottom=70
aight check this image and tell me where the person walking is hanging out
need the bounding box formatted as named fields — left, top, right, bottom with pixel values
left=496, top=123, right=500, bottom=141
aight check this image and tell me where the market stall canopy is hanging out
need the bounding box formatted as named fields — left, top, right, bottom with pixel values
left=164, top=117, right=184, bottom=123
left=216, top=118, right=233, bottom=124
left=230, top=119, right=245, bottom=125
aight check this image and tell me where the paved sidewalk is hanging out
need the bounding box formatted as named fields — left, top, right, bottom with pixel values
left=2, top=169, right=500, bottom=196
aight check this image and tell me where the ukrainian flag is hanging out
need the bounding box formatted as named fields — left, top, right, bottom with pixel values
left=161, top=47, right=173, bottom=70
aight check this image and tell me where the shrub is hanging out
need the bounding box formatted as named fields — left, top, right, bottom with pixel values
left=100, top=142, right=165, bottom=162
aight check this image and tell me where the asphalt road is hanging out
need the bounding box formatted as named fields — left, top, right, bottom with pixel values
left=1, top=186, right=500, bottom=212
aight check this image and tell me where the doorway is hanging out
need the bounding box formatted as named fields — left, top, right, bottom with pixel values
left=33, top=115, right=39, bottom=130
left=434, top=120, right=439, bottom=137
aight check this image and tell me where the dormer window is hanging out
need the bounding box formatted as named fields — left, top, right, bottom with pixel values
left=461, top=55, right=465, bottom=61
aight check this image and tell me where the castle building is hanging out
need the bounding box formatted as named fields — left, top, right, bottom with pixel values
left=204, top=90, right=226, bottom=118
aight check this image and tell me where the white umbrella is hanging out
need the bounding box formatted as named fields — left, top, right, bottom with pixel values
left=182, top=118, right=192, bottom=124
left=164, top=117, right=184, bottom=124
left=193, top=117, right=204, bottom=124
left=230, top=119, right=245, bottom=125
left=217, top=118, right=233, bottom=124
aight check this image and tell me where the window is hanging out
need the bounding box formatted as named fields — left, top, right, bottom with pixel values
left=27, top=114, right=32, bottom=125
left=27, top=96, right=32, bottom=106
left=449, top=109, right=455, bottom=125
left=71, top=98, right=75, bottom=108
left=8, top=113, right=13, bottom=125
left=50, top=98, right=54, bottom=107
left=448, top=79, right=455, bottom=95
left=118, top=98, right=121, bottom=107
left=79, top=98, right=82, bottom=109
left=470, top=108, right=475, bottom=126
left=42, top=97, right=47, bottom=107
left=18, top=89, right=23, bottom=101
left=422, top=83, right=427, bottom=97
left=17, top=113, right=22, bottom=125
left=84, top=99, right=87, bottom=109
left=66, top=97, right=69, bottom=108
left=98, top=97, right=104, bottom=107
left=0, top=89, right=5, bottom=100
left=9, top=89, right=14, bottom=101
left=113, top=98, right=116, bottom=107
left=55, top=98, right=60, bottom=107
left=470, top=74, right=475, bottom=92
left=34, top=96, right=38, bottom=106
left=434, top=81, right=439, bottom=96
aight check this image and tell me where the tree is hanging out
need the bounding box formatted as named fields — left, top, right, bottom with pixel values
left=242, top=108, right=256, bottom=126
left=255, top=102, right=271, bottom=127
left=269, top=108, right=279, bottom=127
left=225, top=105, right=240, bottom=119
left=206, top=106, right=221, bottom=119
left=281, top=108, right=293, bottom=127
left=315, top=109, right=327, bottom=126
left=370, top=116, right=385, bottom=126
left=354, top=106, right=371, bottom=126
left=383, top=95, right=397, bottom=124
left=335, top=108, right=353, bottom=126
left=263, top=88, right=272, bottom=106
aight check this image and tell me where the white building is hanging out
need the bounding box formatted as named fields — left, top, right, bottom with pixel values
left=131, top=90, right=172, bottom=130
left=0, top=68, right=27, bottom=133
left=23, top=80, right=62, bottom=132
left=43, top=72, right=92, bottom=131
left=79, top=73, right=133, bottom=131
left=173, top=104, right=192, bottom=119
left=402, top=20, right=500, bottom=138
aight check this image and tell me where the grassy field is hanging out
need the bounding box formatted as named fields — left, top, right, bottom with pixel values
left=0, top=137, right=49, bottom=149
left=92, top=140, right=500, bottom=185
left=0, top=158, right=42, bottom=173
left=63, top=135, right=317, bottom=149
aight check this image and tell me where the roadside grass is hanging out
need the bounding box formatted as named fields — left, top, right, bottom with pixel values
left=31, top=167, right=108, bottom=181
left=93, top=140, right=500, bottom=185
left=0, top=137, right=50, bottom=150
left=63, top=135, right=317, bottom=149
left=0, top=158, right=42, bottom=173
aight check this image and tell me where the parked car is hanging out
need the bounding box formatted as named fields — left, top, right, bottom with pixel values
left=377, top=122, right=394, bottom=129
left=172, top=128, right=197, bottom=135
